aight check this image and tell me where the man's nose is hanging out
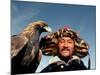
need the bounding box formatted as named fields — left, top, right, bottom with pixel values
left=63, top=42, right=68, bottom=47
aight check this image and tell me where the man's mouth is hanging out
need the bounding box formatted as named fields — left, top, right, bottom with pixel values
left=62, top=48, right=70, bottom=51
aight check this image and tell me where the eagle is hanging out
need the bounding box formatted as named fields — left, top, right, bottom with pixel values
left=11, top=21, right=52, bottom=74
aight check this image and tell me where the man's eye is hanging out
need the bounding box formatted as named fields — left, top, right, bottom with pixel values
left=68, top=42, right=72, bottom=43
left=59, top=41, right=64, bottom=44
left=68, top=40, right=73, bottom=43
left=60, top=41, right=63, bottom=43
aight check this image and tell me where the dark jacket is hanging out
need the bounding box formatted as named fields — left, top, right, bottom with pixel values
left=40, top=56, right=87, bottom=73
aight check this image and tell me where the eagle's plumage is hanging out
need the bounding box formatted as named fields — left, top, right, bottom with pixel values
left=11, top=21, right=52, bottom=74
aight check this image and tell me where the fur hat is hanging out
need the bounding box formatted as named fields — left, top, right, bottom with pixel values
left=40, top=26, right=89, bottom=58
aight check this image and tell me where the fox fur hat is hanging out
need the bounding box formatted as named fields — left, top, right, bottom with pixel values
left=40, top=26, right=89, bottom=58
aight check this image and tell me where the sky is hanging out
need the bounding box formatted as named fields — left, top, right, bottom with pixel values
left=11, top=0, right=96, bottom=72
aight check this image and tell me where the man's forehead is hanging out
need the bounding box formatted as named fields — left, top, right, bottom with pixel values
left=59, top=37, right=73, bottom=41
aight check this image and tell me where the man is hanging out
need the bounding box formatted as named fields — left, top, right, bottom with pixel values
left=40, top=26, right=89, bottom=72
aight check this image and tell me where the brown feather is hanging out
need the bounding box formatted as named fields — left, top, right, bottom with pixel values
left=11, top=21, right=51, bottom=74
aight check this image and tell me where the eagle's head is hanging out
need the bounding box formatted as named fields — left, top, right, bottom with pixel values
left=33, top=21, right=52, bottom=33
left=21, top=21, right=52, bottom=38
left=24, top=21, right=52, bottom=33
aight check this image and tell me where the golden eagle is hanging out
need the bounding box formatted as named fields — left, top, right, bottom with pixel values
left=11, top=21, right=52, bottom=74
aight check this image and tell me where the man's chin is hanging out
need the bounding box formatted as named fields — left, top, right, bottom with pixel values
left=61, top=52, right=70, bottom=57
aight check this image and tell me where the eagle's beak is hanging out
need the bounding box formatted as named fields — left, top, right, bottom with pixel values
left=44, top=26, right=52, bottom=32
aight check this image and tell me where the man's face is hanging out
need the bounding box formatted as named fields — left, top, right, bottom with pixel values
left=58, top=37, right=75, bottom=58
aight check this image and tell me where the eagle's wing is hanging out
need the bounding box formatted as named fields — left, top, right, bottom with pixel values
left=11, top=35, right=28, bottom=58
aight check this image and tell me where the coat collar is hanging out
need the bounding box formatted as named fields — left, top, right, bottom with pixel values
left=49, top=55, right=80, bottom=64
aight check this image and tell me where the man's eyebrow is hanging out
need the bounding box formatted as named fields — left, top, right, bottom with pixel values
left=61, top=38, right=73, bottom=41
left=59, top=38, right=65, bottom=41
